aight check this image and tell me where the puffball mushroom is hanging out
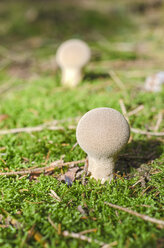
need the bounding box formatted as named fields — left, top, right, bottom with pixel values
left=76, top=108, right=130, bottom=183
left=56, top=39, right=91, bottom=87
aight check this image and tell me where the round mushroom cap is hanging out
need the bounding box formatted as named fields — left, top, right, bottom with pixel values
left=76, top=108, right=130, bottom=158
left=56, top=39, right=91, bottom=68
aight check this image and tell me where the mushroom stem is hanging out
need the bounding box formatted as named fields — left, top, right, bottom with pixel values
left=88, top=156, right=115, bottom=183
left=61, top=68, right=82, bottom=87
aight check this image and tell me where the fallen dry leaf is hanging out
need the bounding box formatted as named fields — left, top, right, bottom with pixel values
left=58, top=167, right=79, bottom=186
left=0, top=114, right=9, bottom=122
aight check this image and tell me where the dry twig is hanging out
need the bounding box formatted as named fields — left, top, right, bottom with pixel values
left=130, top=179, right=143, bottom=188
left=109, top=70, right=125, bottom=90
left=119, top=99, right=129, bottom=122
left=154, top=112, right=163, bottom=131
left=71, top=142, right=78, bottom=151
left=0, top=159, right=86, bottom=176
left=62, top=230, right=117, bottom=247
left=0, top=117, right=80, bottom=135
left=82, top=158, right=89, bottom=185
left=0, top=110, right=163, bottom=138
left=0, top=125, right=64, bottom=135
left=141, top=185, right=152, bottom=196
left=131, top=128, right=164, bottom=136
left=128, top=105, right=144, bottom=116
left=104, top=202, right=164, bottom=228
left=48, top=216, right=117, bottom=247
left=119, top=100, right=164, bottom=136
left=78, top=228, right=97, bottom=235
left=47, top=216, right=58, bottom=231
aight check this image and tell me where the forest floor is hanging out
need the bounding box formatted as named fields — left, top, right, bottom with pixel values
left=0, top=0, right=164, bottom=247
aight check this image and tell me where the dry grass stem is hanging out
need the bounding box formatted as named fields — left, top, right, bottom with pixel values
left=119, top=99, right=129, bottom=122
left=128, top=105, right=144, bottom=116
left=136, top=205, right=152, bottom=208
left=131, top=179, right=143, bottom=188
left=0, top=117, right=80, bottom=135
left=131, top=128, right=164, bottom=136
left=154, top=112, right=163, bottom=131
left=82, top=158, right=89, bottom=185
left=49, top=190, right=61, bottom=202
left=0, top=125, right=65, bottom=135
left=62, top=230, right=116, bottom=247
left=47, top=216, right=58, bottom=231
left=109, top=70, right=125, bottom=90
left=71, top=142, right=78, bottom=151
left=78, top=228, right=97, bottom=235
left=141, top=185, right=152, bottom=196
left=48, top=216, right=114, bottom=246
left=119, top=100, right=164, bottom=136
left=0, top=159, right=86, bottom=176
left=0, top=111, right=163, bottom=138
left=104, top=202, right=164, bottom=228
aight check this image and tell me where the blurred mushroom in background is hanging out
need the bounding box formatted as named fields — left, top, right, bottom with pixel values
left=56, top=39, right=91, bottom=87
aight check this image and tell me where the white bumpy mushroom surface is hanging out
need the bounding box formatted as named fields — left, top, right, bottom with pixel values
left=76, top=108, right=130, bottom=183
left=56, top=39, right=91, bottom=87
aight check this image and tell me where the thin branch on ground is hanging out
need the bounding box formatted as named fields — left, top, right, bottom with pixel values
left=109, top=70, right=125, bottom=91
left=119, top=100, right=164, bottom=136
left=78, top=228, right=97, bottom=235
left=0, top=111, right=163, bottom=137
left=130, top=179, right=143, bottom=188
left=154, top=112, right=163, bottom=131
left=0, top=159, right=86, bottom=176
left=1, top=122, right=163, bottom=137
left=0, top=125, right=65, bottom=135
left=82, top=158, right=89, bottom=185
left=119, top=99, right=129, bottom=122
left=0, top=117, right=80, bottom=135
left=48, top=216, right=117, bottom=247
left=141, top=185, right=152, bottom=196
left=47, top=216, right=58, bottom=231
left=62, top=230, right=117, bottom=247
left=71, top=142, right=78, bottom=151
left=128, top=105, right=144, bottom=116
left=104, top=202, right=164, bottom=228
left=136, top=205, right=152, bottom=208
left=131, top=128, right=164, bottom=136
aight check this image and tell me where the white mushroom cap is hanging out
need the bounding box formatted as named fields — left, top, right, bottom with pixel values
left=76, top=107, right=130, bottom=157
left=56, top=39, right=91, bottom=87
left=76, top=108, right=130, bottom=183
left=56, top=39, right=90, bottom=68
